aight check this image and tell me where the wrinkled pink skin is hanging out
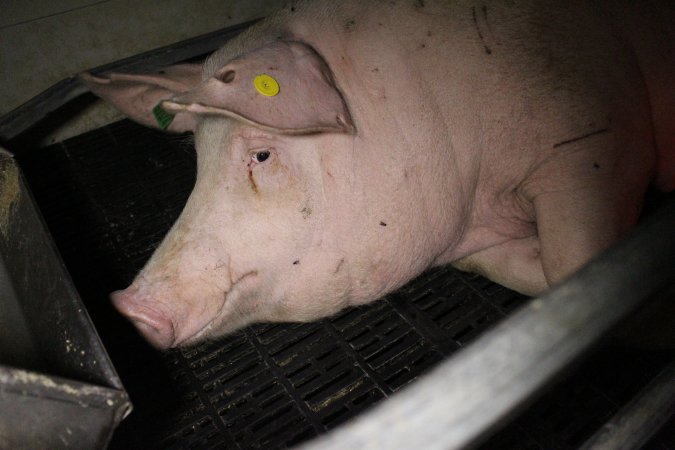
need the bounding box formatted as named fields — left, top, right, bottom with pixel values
left=92, top=0, right=674, bottom=349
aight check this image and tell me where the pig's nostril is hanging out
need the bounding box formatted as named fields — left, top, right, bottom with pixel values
left=110, top=290, right=176, bottom=349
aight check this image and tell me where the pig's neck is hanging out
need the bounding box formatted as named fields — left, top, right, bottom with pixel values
left=287, top=1, right=541, bottom=267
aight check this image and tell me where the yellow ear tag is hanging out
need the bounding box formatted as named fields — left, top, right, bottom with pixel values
left=253, top=74, right=280, bottom=97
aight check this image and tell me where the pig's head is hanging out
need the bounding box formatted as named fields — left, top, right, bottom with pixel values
left=82, top=40, right=446, bottom=348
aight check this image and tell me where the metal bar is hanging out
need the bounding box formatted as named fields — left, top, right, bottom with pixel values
left=580, top=360, right=675, bottom=450
left=0, top=20, right=257, bottom=142
left=0, top=366, right=132, bottom=449
left=299, top=197, right=675, bottom=450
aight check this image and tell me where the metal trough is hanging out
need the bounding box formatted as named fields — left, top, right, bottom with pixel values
left=0, top=149, right=131, bottom=449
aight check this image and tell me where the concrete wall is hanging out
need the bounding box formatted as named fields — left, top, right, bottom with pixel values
left=0, top=0, right=284, bottom=138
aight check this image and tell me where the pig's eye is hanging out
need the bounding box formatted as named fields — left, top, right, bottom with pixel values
left=252, top=150, right=271, bottom=163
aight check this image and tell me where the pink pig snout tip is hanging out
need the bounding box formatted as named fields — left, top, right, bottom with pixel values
left=110, top=290, right=176, bottom=349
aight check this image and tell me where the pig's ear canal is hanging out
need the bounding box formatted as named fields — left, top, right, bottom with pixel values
left=79, top=63, right=202, bottom=133
left=160, top=41, right=355, bottom=135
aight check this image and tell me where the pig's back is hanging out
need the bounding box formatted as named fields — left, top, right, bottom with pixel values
left=211, top=0, right=671, bottom=195
left=290, top=0, right=666, bottom=192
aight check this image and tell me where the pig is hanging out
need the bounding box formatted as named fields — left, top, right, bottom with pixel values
left=81, top=0, right=675, bottom=349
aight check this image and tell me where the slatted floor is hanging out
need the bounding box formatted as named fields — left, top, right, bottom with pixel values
left=15, top=119, right=674, bottom=449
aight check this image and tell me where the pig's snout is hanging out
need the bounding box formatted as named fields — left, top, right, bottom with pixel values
left=111, top=290, right=176, bottom=349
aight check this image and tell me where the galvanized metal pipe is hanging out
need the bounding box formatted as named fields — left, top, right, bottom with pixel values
left=580, top=360, right=675, bottom=450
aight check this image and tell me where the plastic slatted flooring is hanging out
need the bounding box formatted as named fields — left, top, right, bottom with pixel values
left=16, top=119, right=674, bottom=449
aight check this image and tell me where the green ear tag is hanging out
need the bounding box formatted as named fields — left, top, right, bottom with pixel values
left=152, top=103, right=175, bottom=130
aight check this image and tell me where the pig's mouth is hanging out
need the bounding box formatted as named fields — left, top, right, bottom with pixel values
left=172, top=270, right=260, bottom=348
left=112, top=270, right=260, bottom=349
left=122, top=293, right=228, bottom=349
left=174, top=295, right=229, bottom=347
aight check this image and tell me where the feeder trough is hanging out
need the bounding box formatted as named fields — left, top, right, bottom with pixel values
left=0, top=150, right=131, bottom=449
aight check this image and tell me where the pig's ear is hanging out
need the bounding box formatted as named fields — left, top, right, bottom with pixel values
left=161, top=41, right=355, bottom=135
left=79, top=64, right=202, bottom=133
